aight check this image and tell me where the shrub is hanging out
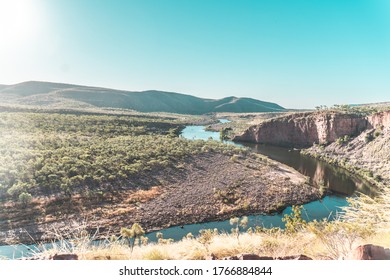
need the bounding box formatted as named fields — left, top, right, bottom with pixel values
left=198, top=229, right=218, bottom=250
left=230, top=154, right=240, bottom=162
left=18, top=192, right=32, bottom=207
left=230, top=216, right=248, bottom=243
left=336, top=135, right=351, bottom=145
left=282, top=205, right=307, bottom=234
left=365, top=133, right=374, bottom=143
left=307, top=220, right=373, bottom=259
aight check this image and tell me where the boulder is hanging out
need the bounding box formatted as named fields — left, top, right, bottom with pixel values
left=222, top=255, right=239, bottom=260
left=221, top=254, right=273, bottom=260
left=237, top=254, right=273, bottom=260
left=345, top=244, right=390, bottom=260
left=52, top=254, right=78, bottom=260
left=276, top=255, right=312, bottom=260
left=206, top=253, right=218, bottom=260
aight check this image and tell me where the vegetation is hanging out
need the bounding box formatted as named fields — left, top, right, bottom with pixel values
left=282, top=205, right=307, bottom=234
left=229, top=216, right=248, bottom=243
left=219, top=127, right=232, bottom=141
left=120, top=223, right=145, bottom=251
left=0, top=112, right=243, bottom=201
left=315, top=104, right=390, bottom=116
left=336, top=135, right=351, bottom=145
left=18, top=192, right=33, bottom=208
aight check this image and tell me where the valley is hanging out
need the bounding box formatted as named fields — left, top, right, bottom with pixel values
left=0, top=84, right=388, bottom=260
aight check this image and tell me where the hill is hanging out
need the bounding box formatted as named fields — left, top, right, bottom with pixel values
left=0, top=81, right=285, bottom=114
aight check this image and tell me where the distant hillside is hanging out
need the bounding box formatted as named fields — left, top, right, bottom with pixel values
left=0, top=81, right=285, bottom=114
left=358, top=102, right=390, bottom=108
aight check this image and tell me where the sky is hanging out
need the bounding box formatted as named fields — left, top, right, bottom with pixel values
left=0, top=0, right=389, bottom=109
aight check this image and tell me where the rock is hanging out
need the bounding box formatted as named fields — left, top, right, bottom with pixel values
left=276, top=255, right=312, bottom=260
left=222, top=254, right=273, bottom=260
left=233, top=111, right=387, bottom=148
left=385, top=249, right=390, bottom=259
left=317, top=256, right=334, bottom=260
left=217, top=253, right=314, bottom=260
left=52, top=254, right=78, bottom=260
left=222, top=255, right=239, bottom=260
left=237, top=254, right=273, bottom=260
left=367, top=111, right=390, bottom=132
left=345, top=244, right=390, bottom=260
left=206, top=253, right=218, bottom=260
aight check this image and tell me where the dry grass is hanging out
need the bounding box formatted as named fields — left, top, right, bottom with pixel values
left=124, top=186, right=163, bottom=204
left=341, top=187, right=390, bottom=231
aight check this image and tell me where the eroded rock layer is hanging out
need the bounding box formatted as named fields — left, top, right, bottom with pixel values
left=234, top=111, right=390, bottom=148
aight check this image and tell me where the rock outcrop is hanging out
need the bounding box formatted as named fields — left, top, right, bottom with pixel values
left=367, top=111, right=390, bottom=132
left=234, top=111, right=390, bottom=148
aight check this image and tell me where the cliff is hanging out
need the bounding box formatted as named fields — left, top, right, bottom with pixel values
left=234, top=111, right=390, bottom=148
left=367, top=111, right=390, bottom=132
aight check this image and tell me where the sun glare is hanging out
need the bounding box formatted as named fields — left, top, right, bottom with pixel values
left=0, top=0, right=41, bottom=49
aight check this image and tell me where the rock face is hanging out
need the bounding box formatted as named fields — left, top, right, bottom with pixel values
left=367, top=111, right=390, bottom=132
left=234, top=111, right=390, bottom=148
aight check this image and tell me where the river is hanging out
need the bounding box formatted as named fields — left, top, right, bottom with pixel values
left=0, top=119, right=376, bottom=259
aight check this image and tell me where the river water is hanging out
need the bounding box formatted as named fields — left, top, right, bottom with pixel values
left=0, top=119, right=375, bottom=259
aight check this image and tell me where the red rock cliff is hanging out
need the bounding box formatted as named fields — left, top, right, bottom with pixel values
left=233, top=112, right=370, bottom=148
left=367, top=111, right=390, bottom=131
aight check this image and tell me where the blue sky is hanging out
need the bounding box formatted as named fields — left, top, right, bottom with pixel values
left=0, top=0, right=389, bottom=108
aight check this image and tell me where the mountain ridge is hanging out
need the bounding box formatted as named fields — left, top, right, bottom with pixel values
left=0, top=81, right=285, bottom=114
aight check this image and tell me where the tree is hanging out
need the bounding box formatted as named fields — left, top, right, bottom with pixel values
left=120, top=223, right=145, bottom=252
left=219, top=127, right=232, bottom=141
left=230, top=216, right=248, bottom=243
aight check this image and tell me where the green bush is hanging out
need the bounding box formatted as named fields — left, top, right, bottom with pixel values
left=18, top=192, right=32, bottom=207
left=364, top=133, right=374, bottom=143
left=336, top=135, right=351, bottom=145
left=282, top=205, right=307, bottom=234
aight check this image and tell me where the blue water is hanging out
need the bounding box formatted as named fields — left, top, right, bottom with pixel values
left=0, top=119, right=373, bottom=259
